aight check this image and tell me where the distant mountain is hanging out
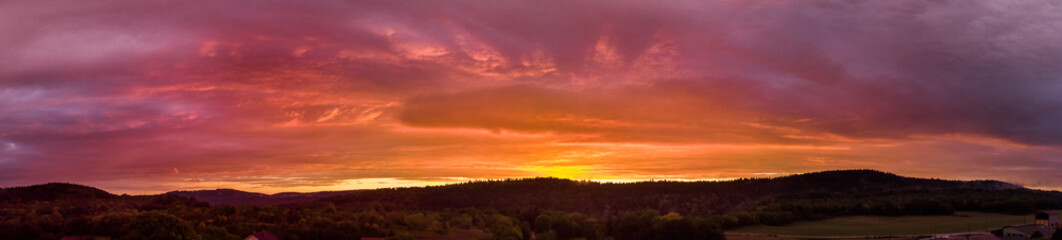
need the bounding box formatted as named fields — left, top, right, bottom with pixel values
left=2, top=169, right=1059, bottom=237
left=314, top=169, right=1034, bottom=218
left=753, top=169, right=1021, bottom=192
left=166, top=188, right=362, bottom=206
left=168, top=169, right=1023, bottom=208
left=0, top=182, right=115, bottom=202
left=0, top=169, right=1032, bottom=212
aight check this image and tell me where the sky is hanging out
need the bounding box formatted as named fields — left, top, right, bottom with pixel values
left=2, top=0, right=1062, bottom=194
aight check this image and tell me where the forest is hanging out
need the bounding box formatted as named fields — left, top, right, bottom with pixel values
left=2, top=170, right=1061, bottom=240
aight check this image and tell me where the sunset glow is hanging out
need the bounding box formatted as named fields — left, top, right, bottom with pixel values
left=3, top=1, right=1062, bottom=194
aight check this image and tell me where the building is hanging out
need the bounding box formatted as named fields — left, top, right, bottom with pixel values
left=245, top=231, right=280, bottom=240
left=1036, top=210, right=1059, bottom=229
left=360, top=238, right=467, bottom=240
left=992, top=224, right=1051, bottom=240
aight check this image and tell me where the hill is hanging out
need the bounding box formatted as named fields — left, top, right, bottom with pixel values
left=2, top=169, right=1059, bottom=240
left=763, top=170, right=1020, bottom=192
left=0, top=182, right=115, bottom=202
left=167, top=169, right=1021, bottom=208
left=320, top=169, right=1028, bottom=214
left=166, top=188, right=361, bottom=206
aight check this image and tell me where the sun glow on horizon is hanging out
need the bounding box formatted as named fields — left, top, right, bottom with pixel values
left=3, top=1, right=1062, bottom=193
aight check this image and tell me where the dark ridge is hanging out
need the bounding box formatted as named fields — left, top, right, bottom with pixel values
left=167, top=188, right=267, bottom=198
left=166, top=188, right=362, bottom=206
left=0, top=182, right=115, bottom=202
left=315, top=169, right=1032, bottom=217
left=756, top=169, right=1021, bottom=192
left=1, top=169, right=1059, bottom=239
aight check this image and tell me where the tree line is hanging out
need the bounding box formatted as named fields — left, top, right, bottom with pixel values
left=3, top=170, right=1061, bottom=239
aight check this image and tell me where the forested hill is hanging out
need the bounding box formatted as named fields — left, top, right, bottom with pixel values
left=0, top=183, right=115, bottom=202
left=2, top=169, right=1060, bottom=240
left=316, top=170, right=1037, bottom=218
left=756, top=169, right=1020, bottom=192
left=165, top=169, right=1021, bottom=207
left=166, top=188, right=361, bottom=206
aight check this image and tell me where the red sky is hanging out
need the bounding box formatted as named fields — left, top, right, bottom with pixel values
left=2, top=1, right=1062, bottom=194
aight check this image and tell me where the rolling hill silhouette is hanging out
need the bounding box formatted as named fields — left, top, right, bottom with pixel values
left=2, top=169, right=1059, bottom=239
left=166, top=188, right=361, bottom=206
left=0, top=182, right=115, bottom=202
left=162, top=170, right=1026, bottom=212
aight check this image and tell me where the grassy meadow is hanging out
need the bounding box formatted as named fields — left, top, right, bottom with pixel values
left=730, top=211, right=1033, bottom=236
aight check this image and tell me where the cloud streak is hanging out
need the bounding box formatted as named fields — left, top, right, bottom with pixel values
left=2, top=0, right=1062, bottom=193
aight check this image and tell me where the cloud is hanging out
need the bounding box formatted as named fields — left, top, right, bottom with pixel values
left=2, top=0, right=1062, bottom=193
left=399, top=83, right=830, bottom=145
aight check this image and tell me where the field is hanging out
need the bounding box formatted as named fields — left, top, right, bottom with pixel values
left=730, top=211, right=1033, bottom=236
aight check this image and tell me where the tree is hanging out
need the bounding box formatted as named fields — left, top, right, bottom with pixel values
left=199, top=226, right=240, bottom=240
left=388, top=232, right=416, bottom=240
left=612, top=210, right=659, bottom=240
left=534, top=214, right=553, bottom=233
left=535, top=231, right=557, bottom=240
left=121, top=212, right=202, bottom=240
left=488, top=214, right=523, bottom=240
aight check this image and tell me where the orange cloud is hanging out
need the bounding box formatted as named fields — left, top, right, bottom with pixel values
left=3, top=0, right=1062, bottom=194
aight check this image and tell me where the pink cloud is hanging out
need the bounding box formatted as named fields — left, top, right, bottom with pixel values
left=2, top=0, right=1062, bottom=193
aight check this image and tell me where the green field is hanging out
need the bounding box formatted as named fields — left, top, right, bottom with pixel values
left=731, top=212, right=1033, bottom=236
